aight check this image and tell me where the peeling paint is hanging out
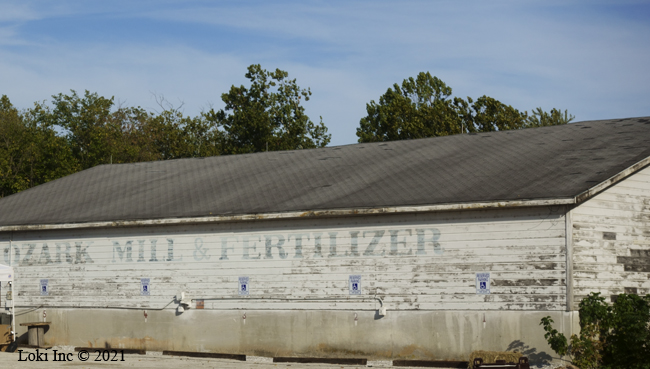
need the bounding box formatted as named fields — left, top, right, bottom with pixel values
left=571, top=165, right=650, bottom=306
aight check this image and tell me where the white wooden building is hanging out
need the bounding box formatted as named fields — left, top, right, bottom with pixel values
left=1, top=117, right=649, bottom=363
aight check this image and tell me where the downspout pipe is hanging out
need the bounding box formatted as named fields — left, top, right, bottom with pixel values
left=9, top=233, right=15, bottom=342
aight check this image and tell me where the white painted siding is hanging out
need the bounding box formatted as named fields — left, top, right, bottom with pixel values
left=1, top=207, right=567, bottom=311
left=571, top=165, right=650, bottom=307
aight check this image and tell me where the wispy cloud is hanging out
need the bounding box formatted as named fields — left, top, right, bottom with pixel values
left=1, top=0, right=649, bottom=145
left=0, top=2, right=39, bottom=22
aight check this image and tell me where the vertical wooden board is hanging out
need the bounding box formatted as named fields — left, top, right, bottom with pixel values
left=0, top=238, right=10, bottom=310
left=2, top=206, right=566, bottom=310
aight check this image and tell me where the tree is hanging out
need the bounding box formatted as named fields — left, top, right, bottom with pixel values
left=145, top=107, right=222, bottom=160
left=205, top=64, right=330, bottom=154
left=106, top=105, right=162, bottom=163
left=38, top=90, right=168, bottom=168
left=0, top=95, right=77, bottom=197
left=541, top=292, right=650, bottom=369
left=525, top=107, right=575, bottom=128
left=357, top=72, right=574, bottom=142
left=1, top=90, right=226, bottom=197
left=357, top=72, right=462, bottom=143
left=43, top=90, right=118, bottom=170
left=457, top=95, right=528, bottom=133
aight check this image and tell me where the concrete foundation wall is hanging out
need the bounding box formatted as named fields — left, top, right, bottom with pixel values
left=11, top=308, right=577, bottom=364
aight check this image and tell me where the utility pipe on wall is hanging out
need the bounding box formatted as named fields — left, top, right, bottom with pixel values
left=9, top=233, right=16, bottom=342
left=190, top=295, right=387, bottom=315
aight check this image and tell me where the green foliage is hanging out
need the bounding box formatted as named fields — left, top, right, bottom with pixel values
left=45, top=90, right=118, bottom=170
left=540, top=316, right=568, bottom=356
left=206, top=64, right=330, bottom=154
left=606, top=294, right=650, bottom=369
left=40, top=90, right=178, bottom=169
left=0, top=95, right=78, bottom=197
left=0, top=63, right=333, bottom=197
left=569, top=320, right=604, bottom=369
left=357, top=72, right=462, bottom=142
left=541, top=292, right=650, bottom=369
left=0, top=65, right=331, bottom=197
left=105, top=105, right=162, bottom=163
left=357, top=72, right=574, bottom=142
left=468, top=95, right=528, bottom=132
left=526, top=107, right=575, bottom=127
left=29, top=90, right=227, bottom=167
left=2, top=67, right=574, bottom=197
left=146, top=108, right=222, bottom=160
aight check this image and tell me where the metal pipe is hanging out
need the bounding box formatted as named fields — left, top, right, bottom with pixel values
left=565, top=207, right=574, bottom=312
left=9, top=233, right=15, bottom=342
left=13, top=297, right=383, bottom=312
left=191, top=296, right=384, bottom=303
left=12, top=299, right=175, bottom=312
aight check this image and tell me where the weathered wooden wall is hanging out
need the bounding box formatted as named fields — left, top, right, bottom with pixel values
left=1, top=206, right=567, bottom=312
left=571, top=165, right=650, bottom=307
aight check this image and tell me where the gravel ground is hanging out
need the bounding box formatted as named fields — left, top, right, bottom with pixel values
left=0, top=347, right=569, bottom=369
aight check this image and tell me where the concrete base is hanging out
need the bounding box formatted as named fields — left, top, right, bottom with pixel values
left=13, top=308, right=579, bottom=365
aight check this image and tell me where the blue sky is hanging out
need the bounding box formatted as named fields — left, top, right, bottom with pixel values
left=1, top=1, right=649, bottom=145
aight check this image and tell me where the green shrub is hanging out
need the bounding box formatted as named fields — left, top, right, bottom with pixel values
left=540, top=292, right=650, bottom=369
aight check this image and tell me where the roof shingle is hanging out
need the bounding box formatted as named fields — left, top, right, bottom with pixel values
left=1, top=117, right=649, bottom=226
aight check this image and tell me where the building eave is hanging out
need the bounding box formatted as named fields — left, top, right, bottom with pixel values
left=575, top=156, right=650, bottom=205
left=0, top=198, right=576, bottom=232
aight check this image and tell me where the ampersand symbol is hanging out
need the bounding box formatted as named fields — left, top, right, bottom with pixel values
left=193, top=238, right=210, bottom=261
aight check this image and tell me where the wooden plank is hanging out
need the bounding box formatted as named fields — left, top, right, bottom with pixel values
left=273, top=357, right=367, bottom=365
left=162, top=350, right=245, bottom=361
left=19, top=322, right=51, bottom=327
left=74, top=347, right=145, bottom=355
left=393, top=359, right=468, bottom=368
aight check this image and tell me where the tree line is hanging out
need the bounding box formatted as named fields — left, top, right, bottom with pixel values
left=358, top=72, right=573, bottom=142
left=0, top=65, right=573, bottom=197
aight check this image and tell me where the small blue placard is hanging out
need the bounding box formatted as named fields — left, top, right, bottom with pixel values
left=141, top=278, right=150, bottom=296
left=40, top=279, right=49, bottom=296
left=239, top=276, right=249, bottom=296
left=476, top=272, right=490, bottom=294
left=349, top=275, right=362, bottom=295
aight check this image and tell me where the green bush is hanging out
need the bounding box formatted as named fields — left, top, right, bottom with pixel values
left=540, top=292, right=650, bottom=369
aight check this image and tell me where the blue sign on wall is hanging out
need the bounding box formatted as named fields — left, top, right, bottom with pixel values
left=40, top=279, right=49, bottom=296
left=476, top=272, right=490, bottom=294
left=141, top=278, right=151, bottom=296
left=349, top=275, right=362, bottom=295
left=239, top=276, right=250, bottom=296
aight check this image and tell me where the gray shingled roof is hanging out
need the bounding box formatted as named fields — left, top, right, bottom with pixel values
left=1, top=117, right=649, bottom=227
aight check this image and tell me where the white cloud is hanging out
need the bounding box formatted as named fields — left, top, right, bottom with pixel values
left=0, top=0, right=649, bottom=145
left=0, top=2, right=39, bottom=22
